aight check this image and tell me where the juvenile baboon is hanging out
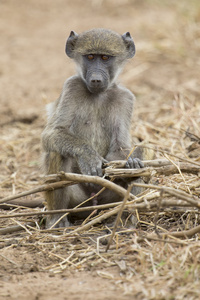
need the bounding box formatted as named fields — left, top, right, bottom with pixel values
left=42, top=28, right=145, bottom=228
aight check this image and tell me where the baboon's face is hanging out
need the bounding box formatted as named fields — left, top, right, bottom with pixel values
left=81, top=54, right=116, bottom=94
left=65, top=30, right=135, bottom=94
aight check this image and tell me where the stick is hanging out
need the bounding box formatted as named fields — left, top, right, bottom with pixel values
left=0, top=181, right=75, bottom=204
left=106, top=184, right=133, bottom=251
left=155, top=163, right=200, bottom=176
left=104, top=168, right=152, bottom=178
left=0, top=175, right=136, bottom=205
left=103, top=159, right=200, bottom=168
left=0, top=199, right=44, bottom=209
left=104, top=163, right=200, bottom=178
left=64, top=206, right=120, bottom=236
left=60, top=183, right=200, bottom=234
left=0, top=198, right=195, bottom=220
left=0, top=222, right=35, bottom=235
left=137, top=224, right=200, bottom=242
left=1, top=158, right=198, bottom=205
left=103, top=159, right=172, bottom=168
left=129, top=182, right=200, bottom=208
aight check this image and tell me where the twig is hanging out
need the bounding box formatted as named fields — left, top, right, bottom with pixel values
left=104, top=163, right=200, bottom=178
left=136, top=236, right=188, bottom=245
left=165, top=225, right=200, bottom=238
left=0, top=222, right=35, bottom=235
left=0, top=202, right=119, bottom=219
left=0, top=181, right=75, bottom=204
left=0, top=198, right=195, bottom=220
left=104, top=158, right=200, bottom=168
left=155, top=163, right=200, bottom=176
left=64, top=206, right=121, bottom=236
left=0, top=198, right=44, bottom=209
left=62, top=187, right=200, bottom=235
left=164, top=154, right=192, bottom=194
left=1, top=159, right=199, bottom=206
left=0, top=181, right=200, bottom=219
left=106, top=184, right=133, bottom=251
left=0, top=176, right=135, bottom=205
left=11, top=219, right=32, bottom=235
left=104, top=167, right=152, bottom=178
left=104, top=158, right=169, bottom=168
left=139, top=146, right=200, bottom=167
left=130, top=182, right=200, bottom=208
left=137, top=224, right=200, bottom=242
left=0, top=254, right=20, bottom=266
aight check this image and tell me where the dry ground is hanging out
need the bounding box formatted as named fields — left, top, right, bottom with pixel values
left=0, top=0, right=200, bottom=299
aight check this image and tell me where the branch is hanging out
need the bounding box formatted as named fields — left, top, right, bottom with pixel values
left=104, top=158, right=200, bottom=169
left=104, top=160, right=200, bottom=178
left=130, top=182, right=200, bottom=208
left=0, top=199, right=44, bottom=209
left=155, top=163, right=200, bottom=176
left=104, top=158, right=171, bottom=168
left=137, top=224, right=200, bottom=242
left=0, top=181, right=75, bottom=204
left=1, top=158, right=198, bottom=205
left=0, top=174, right=136, bottom=205
left=106, top=184, right=133, bottom=251
left=64, top=206, right=120, bottom=236
left=104, top=167, right=152, bottom=178
left=0, top=222, right=35, bottom=235
left=0, top=197, right=195, bottom=220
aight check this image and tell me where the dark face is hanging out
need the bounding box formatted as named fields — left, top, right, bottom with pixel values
left=82, top=54, right=116, bottom=94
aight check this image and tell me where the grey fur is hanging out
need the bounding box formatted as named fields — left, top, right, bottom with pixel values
left=42, top=29, right=142, bottom=228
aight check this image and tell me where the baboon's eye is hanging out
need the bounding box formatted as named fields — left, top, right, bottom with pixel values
left=101, top=55, right=109, bottom=61
left=87, top=54, right=94, bottom=60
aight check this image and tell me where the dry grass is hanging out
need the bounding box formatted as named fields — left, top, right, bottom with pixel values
left=0, top=0, right=200, bottom=299
left=0, top=94, right=200, bottom=298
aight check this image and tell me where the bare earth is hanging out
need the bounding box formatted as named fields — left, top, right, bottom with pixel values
left=0, top=0, right=200, bottom=299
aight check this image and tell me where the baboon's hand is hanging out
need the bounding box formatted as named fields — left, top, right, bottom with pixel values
left=77, top=154, right=107, bottom=177
left=125, top=157, right=144, bottom=169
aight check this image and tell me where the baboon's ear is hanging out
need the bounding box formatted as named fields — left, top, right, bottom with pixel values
left=65, top=31, right=79, bottom=58
left=122, top=32, right=135, bottom=58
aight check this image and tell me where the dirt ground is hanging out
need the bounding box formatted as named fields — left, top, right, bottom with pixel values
left=0, top=0, right=200, bottom=299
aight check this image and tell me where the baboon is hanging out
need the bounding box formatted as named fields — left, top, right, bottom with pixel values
left=42, top=28, right=145, bottom=228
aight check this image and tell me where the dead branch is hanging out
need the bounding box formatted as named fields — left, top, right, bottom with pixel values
left=130, top=182, right=200, bottom=208
left=137, top=224, right=200, bottom=242
left=106, top=184, right=133, bottom=251
left=64, top=206, right=120, bottom=236
left=103, top=158, right=200, bottom=169
left=61, top=173, right=135, bottom=201
left=104, top=158, right=169, bottom=168
left=0, top=174, right=136, bottom=205
left=165, top=225, right=200, bottom=239
left=0, top=181, right=75, bottom=204
left=139, top=147, right=200, bottom=167
left=155, top=163, right=200, bottom=176
left=1, top=158, right=199, bottom=206
left=0, top=202, right=119, bottom=219
left=104, top=162, right=200, bottom=178
left=0, top=158, right=199, bottom=238
left=0, top=198, right=44, bottom=209
left=0, top=222, right=35, bottom=235
left=0, top=198, right=195, bottom=220
left=104, top=167, right=152, bottom=178
left=56, top=182, right=200, bottom=234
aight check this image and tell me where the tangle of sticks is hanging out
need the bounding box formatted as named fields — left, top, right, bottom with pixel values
left=0, top=158, right=200, bottom=246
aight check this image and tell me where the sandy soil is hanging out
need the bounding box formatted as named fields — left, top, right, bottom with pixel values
left=0, top=0, right=200, bottom=299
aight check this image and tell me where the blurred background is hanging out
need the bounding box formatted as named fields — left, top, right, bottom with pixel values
left=0, top=0, right=200, bottom=193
